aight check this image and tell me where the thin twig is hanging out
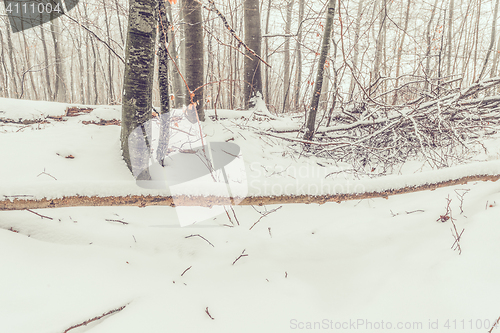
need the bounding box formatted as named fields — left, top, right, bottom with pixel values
left=488, top=315, right=500, bottom=333
left=25, top=209, right=53, bottom=220
left=185, top=234, right=214, bottom=247
left=63, top=304, right=128, bottom=333
left=205, top=307, right=215, bottom=320
left=249, top=206, right=283, bottom=230
left=37, top=168, right=57, bottom=180
left=181, top=266, right=192, bottom=277
left=105, top=219, right=129, bottom=225
left=232, top=249, right=248, bottom=265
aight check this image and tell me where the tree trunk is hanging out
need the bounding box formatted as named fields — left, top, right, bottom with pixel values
left=157, top=0, right=170, bottom=165
left=0, top=30, right=5, bottom=97
left=304, top=0, right=336, bottom=141
left=393, top=0, right=410, bottom=104
left=244, top=0, right=263, bottom=109
left=5, top=22, right=18, bottom=98
left=264, top=0, right=272, bottom=106
left=167, top=1, right=183, bottom=107
left=50, top=17, right=67, bottom=102
left=282, top=0, right=293, bottom=112
left=294, top=0, right=304, bottom=109
left=370, top=0, right=386, bottom=94
left=424, top=0, right=439, bottom=91
left=183, top=0, right=205, bottom=120
left=478, top=0, right=499, bottom=81
left=103, top=0, right=114, bottom=103
left=446, top=0, right=454, bottom=77
left=121, top=0, right=157, bottom=179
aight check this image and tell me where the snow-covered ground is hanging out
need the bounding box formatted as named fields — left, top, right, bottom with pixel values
left=1, top=98, right=500, bottom=332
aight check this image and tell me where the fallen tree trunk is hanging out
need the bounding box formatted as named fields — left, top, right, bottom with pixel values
left=1, top=174, right=498, bottom=210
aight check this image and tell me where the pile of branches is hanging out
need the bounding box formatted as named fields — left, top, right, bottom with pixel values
left=275, top=77, right=500, bottom=174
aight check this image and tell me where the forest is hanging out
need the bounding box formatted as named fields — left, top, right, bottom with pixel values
left=1, top=0, right=500, bottom=332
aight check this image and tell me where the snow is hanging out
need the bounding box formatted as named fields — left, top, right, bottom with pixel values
left=1, top=97, right=500, bottom=332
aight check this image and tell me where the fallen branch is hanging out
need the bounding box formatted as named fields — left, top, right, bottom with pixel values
left=1, top=174, right=499, bottom=210
left=63, top=304, right=127, bottom=333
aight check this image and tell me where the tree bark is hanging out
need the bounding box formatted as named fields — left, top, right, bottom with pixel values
left=282, top=0, right=293, bottom=112
left=50, top=16, right=66, bottom=102
left=5, top=22, right=19, bottom=98
left=370, top=0, right=386, bottom=94
left=348, top=0, right=363, bottom=100
left=121, top=0, right=157, bottom=178
left=446, top=0, right=454, bottom=77
left=478, top=0, right=499, bottom=81
left=424, top=0, right=439, bottom=91
left=157, top=0, right=170, bottom=165
left=3, top=174, right=498, bottom=210
left=183, top=0, right=205, bottom=120
left=264, top=0, right=272, bottom=106
left=304, top=0, right=335, bottom=141
left=393, top=0, right=410, bottom=104
left=244, top=0, right=263, bottom=109
left=166, top=1, right=183, bottom=107
left=294, top=0, right=304, bottom=109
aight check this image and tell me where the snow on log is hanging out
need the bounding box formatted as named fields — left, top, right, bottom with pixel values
left=1, top=174, right=498, bottom=210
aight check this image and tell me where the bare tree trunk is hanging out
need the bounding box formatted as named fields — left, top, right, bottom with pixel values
left=490, top=33, right=500, bottom=78
left=348, top=0, right=364, bottom=100
left=282, top=0, right=293, bottom=112
left=0, top=30, right=5, bottom=97
left=5, top=22, right=19, bottom=98
left=157, top=0, right=170, bottom=165
left=50, top=17, right=66, bottom=102
left=424, top=0, right=439, bottom=91
left=478, top=0, right=499, bottom=81
left=304, top=0, right=336, bottom=141
left=20, top=28, right=38, bottom=100
left=158, top=0, right=170, bottom=115
left=371, top=0, right=386, bottom=94
left=103, top=0, right=114, bottom=103
left=115, top=0, right=125, bottom=45
left=91, top=37, right=99, bottom=104
left=244, top=0, right=263, bottom=109
left=183, top=0, right=205, bottom=120
left=167, top=1, right=183, bottom=107
left=121, top=0, right=157, bottom=178
left=294, top=0, right=304, bottom=109
left=393, top=0, right=410, bottom=104
left=40, top=24, right=53, bottom=101
left=264, top=0, right=272, bottom=107
left=446, top=0, right=454, bottom=77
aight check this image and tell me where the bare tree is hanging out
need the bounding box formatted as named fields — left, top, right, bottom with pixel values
left=264, top=0, right=272, bottom=106
left=304, top=0, right=336, bottom=141
left=50, top=15, right=67, bottom=102
left=446, top=0, right=454, bottom=77
left=294, top=0, right=304, bottom=109
left=244, top=0, right=263, bottom=108
left=393, top=0, right=411, bottom=103
left=478, top=0, right=500, bottom=81
left=283, top=0, right=294, bottom=112
left=348, top=0, right=364, bottom=100
left=121, top=0, right=157, bottom=178
left=183, top=0, right=205, bottom=120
